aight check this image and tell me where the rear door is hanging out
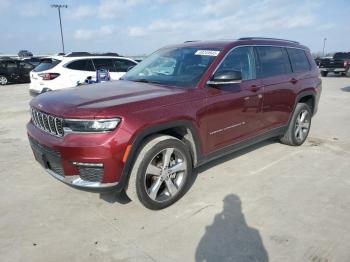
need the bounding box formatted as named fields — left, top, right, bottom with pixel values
left=18, top=62, right=34, bottom=82
left=92, top=58, right=118, bottom=80
left=255, top=46, right=295, bottom=130
left=5, top=61, right=20, bottom=82
left=66, top=59, right=95, bottom=85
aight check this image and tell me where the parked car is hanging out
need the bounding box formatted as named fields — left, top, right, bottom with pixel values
left=18, top=50, right=33, bottom=58
left=0, top=59, right=35, bottom=85
left=29, top=53, right=138, bottom=95
left=22, top=57, right=43, bottom=67
left=318, top=52, right=350, bottom=77
left=27, top=38, right=322, bottom=209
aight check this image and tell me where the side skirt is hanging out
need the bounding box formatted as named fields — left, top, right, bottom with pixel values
left=196, top=126, right=287, bottom=167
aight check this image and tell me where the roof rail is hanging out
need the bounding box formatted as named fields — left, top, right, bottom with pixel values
left=65, top=52, right=121, bottom=57
left=238, top=37, right=299, bottom=44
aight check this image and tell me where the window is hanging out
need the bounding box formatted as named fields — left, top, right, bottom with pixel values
left=67, top=59, right=95, bottom=71
left=20, top=62, right=33, bottom=70
left=114, top=59, right=137, bottom=72
left=287, top=48, right=310, bottom=72
left=33, top=59, right=61, bottom=72
left=6, top=61, right=18, bottom=69
left=216, top=46, right=256, bottom=81
left=92, top=59, right=116, bottom=72
left=256, top=46, right=292, bottom=78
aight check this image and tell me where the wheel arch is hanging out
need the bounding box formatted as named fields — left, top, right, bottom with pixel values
left=118, top=120, right=202, bottom=190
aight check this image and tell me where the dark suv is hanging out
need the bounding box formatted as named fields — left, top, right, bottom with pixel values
left=0, top=59, right=34, bottom=85
left=27, top=38, right=322, bottom=209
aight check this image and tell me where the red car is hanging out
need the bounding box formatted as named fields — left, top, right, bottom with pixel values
left=27, top=37, right=322, bottom=209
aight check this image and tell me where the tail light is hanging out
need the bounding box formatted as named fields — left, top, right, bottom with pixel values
left=39, top=73, right=60, bottom=80
left=344, top=61, right=349, bottom=67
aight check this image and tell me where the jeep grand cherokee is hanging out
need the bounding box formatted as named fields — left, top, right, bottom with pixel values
left=27, top=37, right=322, bottom=209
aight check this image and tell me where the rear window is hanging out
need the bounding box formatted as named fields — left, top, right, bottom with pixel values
left=66, top=59, right=95, bottom=71
left=333, top=52, right=350, bottom=60
left=256, top=46, right=292, bottom=78
left=33, top=59, right=61, bottom=72
left=287, top=48, right=311, bottom=73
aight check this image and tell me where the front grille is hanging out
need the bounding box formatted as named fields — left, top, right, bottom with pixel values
left=31, top=107, right=64, bottom=137
left=77, top=167, right=104, bottom=182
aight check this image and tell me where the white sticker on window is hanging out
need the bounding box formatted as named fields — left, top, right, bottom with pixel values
left=195, top=50, right=220, bottom=56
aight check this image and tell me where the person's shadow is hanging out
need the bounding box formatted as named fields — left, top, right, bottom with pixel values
left=195, top=194, right=268, bottom=262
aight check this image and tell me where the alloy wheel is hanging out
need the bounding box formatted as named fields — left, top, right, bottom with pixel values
left=0, top=76, right=7, bottom=85
left=144, top=147, right=187, bottom=202
left=294, top=109, right=310, bottom=142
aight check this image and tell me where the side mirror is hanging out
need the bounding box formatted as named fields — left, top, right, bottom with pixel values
left=207, top=70, right=242, bottom=86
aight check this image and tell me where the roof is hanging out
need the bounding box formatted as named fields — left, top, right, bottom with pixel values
left=170, top=37, right=308, bottom=51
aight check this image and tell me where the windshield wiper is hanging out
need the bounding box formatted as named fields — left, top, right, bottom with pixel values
left=132, top=79, right=162, bottom=84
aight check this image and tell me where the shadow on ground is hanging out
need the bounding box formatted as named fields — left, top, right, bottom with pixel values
left=195, top=194, right=268, bottom=262
left=341, top=86, right=350, bottom=92
left=99, top=139, right=277, bottom=205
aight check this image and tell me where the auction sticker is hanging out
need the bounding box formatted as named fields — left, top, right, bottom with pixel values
left=195, top=50, right=220, bottom=56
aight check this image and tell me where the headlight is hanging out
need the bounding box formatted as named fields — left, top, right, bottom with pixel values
left=63, top=118, right=120, bottom=133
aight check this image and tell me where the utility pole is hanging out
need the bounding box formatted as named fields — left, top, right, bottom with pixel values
left=51, top=4, right=68, bottom=54
left=322, top=37, right=327, bottom=56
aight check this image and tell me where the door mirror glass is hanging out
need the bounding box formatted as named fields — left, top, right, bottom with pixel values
left=207, top=70, right=242, bottom=85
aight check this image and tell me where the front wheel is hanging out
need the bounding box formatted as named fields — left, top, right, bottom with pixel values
left=280, top=103, right=312, bottom=146
left=126, top=135, right=192, bottom=210
left=0, top=75, right=8, bottom=85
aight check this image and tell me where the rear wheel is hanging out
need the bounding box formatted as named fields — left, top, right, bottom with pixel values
left=280, top=103, right=312, bottom=146
left=0, top=75, right=8, bottom=85
left=320, top=71, right=328, bottom=77
left=126, top=135, right=192, bottom=210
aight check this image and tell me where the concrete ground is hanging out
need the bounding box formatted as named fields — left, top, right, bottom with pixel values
left=0, top=77, right=349, bottom=262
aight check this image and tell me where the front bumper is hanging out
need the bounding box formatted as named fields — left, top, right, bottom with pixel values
left=319, top=68, right=346, bottom=72
left=27, top=121, right=130, bottom=193
left=46, top=169, right=119, bottom=192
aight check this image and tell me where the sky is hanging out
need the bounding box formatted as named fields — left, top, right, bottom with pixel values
left=0, top=0, right=349, bottom=56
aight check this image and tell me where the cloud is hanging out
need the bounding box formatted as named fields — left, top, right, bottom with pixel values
left=201, top=0, right=240, bottom=16
left=127, top=0, right=316, bottom=39
left=72, top=0, right=144, bottom=20
left=74, top=25, right=115, bottom=40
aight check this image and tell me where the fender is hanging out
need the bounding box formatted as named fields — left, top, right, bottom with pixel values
left=116, top=120, right=202, bottom=191
left=287, top=90, right=316, bottom=125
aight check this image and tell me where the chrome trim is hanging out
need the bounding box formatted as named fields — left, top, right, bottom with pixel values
left=46, top=169, right=118, bottom=189
left=31, top=107, right=64, bottom=137
left=207, top=80, right=242, bottom=85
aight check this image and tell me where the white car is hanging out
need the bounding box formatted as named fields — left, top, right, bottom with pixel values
left=29, top=53, right=138, bottom=94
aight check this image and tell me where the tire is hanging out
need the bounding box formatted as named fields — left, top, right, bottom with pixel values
left=0, top=75, right=8, bottom=85
left=126, top=135, right=192, bottom=210
left=320, top=71, right=328, bottom=77
left=280, top=103, right=312, bottom=146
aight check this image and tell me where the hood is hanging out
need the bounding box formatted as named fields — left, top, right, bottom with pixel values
left=30, top=80, right=192, bottom=118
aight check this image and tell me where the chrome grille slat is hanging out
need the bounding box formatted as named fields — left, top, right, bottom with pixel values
left=30, top=107, right=64, bottom=137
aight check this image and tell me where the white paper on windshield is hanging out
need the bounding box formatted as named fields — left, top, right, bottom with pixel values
left=195, top=50, right=220, bottom=56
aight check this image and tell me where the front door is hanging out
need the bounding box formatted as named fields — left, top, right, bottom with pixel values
left=204, top=46, right=265, bottom=154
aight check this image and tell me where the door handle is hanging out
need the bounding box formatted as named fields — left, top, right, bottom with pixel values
left=290, top=78, right=298, bottom=84
left=248, top=85, right=261, bottom=92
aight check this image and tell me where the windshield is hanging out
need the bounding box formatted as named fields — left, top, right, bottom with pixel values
left=33, top=59, right=61, bottom=72
left=121, top=47, right=221, bottom=87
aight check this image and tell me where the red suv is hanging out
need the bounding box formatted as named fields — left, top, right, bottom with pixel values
left=27, top=37, right=322, bottom=209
